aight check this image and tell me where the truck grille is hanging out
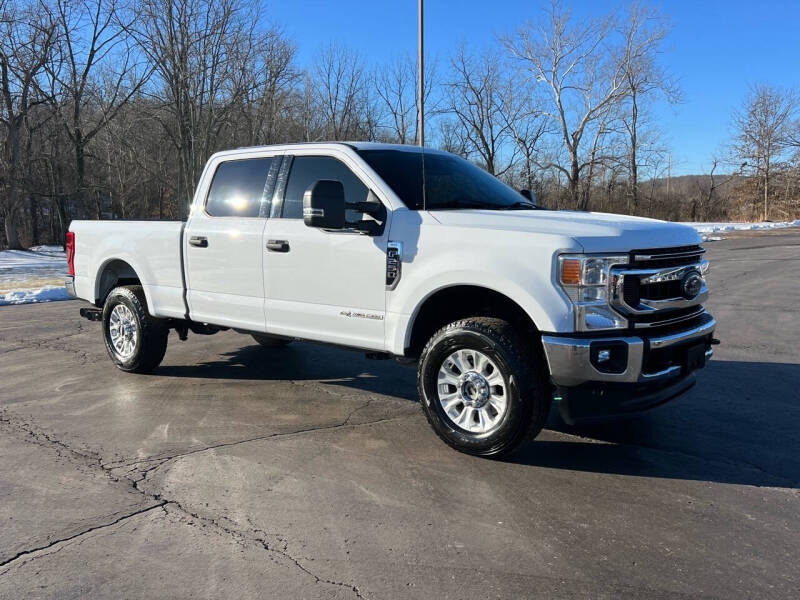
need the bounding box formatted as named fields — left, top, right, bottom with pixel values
left=629, top=245, right=705, bottom=268
left=611, top=245, right=707, bottom=329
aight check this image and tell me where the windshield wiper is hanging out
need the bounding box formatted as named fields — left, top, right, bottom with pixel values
left=498, top=201, right=542, bottom=210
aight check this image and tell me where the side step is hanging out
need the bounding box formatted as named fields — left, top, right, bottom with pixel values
left=79, top=307, right=103, bottom=322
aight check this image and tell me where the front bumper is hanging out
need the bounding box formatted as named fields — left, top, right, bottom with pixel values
left=541, top=312, right=716, bottom=424
left=541, top=311, right=715, bottom=387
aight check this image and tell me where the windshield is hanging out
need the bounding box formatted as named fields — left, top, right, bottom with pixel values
left=356, top=149, right=537, bottom=211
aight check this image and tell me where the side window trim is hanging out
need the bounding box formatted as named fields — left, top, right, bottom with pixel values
left=273, top=154, right=293, bottom=218
left=258, top=156, right=282, bottom=218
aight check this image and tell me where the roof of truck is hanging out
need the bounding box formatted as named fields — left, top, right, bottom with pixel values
left=229, top=141, right=444, bottom=154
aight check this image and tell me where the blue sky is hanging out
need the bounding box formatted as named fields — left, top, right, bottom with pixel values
left=265, top=0, right=800, bottom=175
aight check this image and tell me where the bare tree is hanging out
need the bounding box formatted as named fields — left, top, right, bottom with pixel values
left=132, top=0, right=262, bottom=217
left=310, top=42, right=371, bottom=141
left=446, top=45, right=517, bottom=176
left=47, top=0, right=151, bottom=222
left=503, top=1, right=631, bottom=207
left=618, top=2, right=679, bottom=213
left=0, top=0, right=57, bottom=248
left=373, top=53, right=437, bottom=144
left=500, top=81, right=549, bottom=191
left=227, top=24, right=297, bottom=147
left=731, top=83, right=799, bottom=220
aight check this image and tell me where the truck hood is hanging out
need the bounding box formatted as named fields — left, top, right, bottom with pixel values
left=429, top=209, right=701, bottom=252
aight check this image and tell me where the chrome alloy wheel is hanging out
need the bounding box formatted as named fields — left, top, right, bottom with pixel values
left=108, top=304, right=138, bottom=360
left=437, top=349, right=507, bottom=434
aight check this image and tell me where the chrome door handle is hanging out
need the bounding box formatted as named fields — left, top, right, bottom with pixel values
left=189, top=236, right=208, bottom=248
left=266, top=239, right=290, bottom=252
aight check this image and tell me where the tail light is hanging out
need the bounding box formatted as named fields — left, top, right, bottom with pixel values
left=66, top=231, right=75, bottom=276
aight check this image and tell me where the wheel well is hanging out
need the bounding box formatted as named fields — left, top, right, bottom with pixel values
left=95, top=259, right=141, bottom=306
left=406, top=285, right=539, bottom=359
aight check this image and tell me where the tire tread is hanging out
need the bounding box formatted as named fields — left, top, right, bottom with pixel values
left=103, top=285, right=168, bottom=374
left=417, top=317, right=550, bottom=456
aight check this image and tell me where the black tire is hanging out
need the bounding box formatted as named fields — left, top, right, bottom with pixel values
left=417, top=317, right=550, bottom=457
left=250, top=333, right=291, bottom=348
left=102, top=285, right=168, bottom=374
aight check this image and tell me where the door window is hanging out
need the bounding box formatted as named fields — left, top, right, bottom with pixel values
left=206, top=157, right=274, bottom=217
left=281, top=156, right=368, bottom=220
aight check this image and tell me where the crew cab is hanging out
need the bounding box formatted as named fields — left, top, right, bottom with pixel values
left=66, top=142, right=717, bottom=456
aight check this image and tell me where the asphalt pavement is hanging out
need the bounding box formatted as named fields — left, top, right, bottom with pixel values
left=1, top=230, right=798, bottom=599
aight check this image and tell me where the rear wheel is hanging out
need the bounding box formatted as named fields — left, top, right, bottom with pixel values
left=102, top=285, right=168, bottom=373
left=250, top=333, right=291, bottom=348
left=417, top=317, right=550, bottom=457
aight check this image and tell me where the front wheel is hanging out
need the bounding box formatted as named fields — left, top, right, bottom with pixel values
left=417, top=317, right=550, bottom=457
left=102, top=285, right=168, bottom=373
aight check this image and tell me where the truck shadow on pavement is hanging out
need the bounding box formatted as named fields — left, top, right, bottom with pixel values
left=159, top=347, right=799, bottom=489
left=517, top=360, right=800, bottom=489
left=156, top=340, right=421, bottom=400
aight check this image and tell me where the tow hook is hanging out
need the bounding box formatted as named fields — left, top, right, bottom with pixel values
left=79, top=307, right=103, bottom=322
left=711, top=338, right=721, bottom=345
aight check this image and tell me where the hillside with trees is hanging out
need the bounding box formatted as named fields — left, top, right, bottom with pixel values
left=1, top=0, right=798, bottom=249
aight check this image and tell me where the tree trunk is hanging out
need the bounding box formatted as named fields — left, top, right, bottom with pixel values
left=29, top=196, right=40, bottom=246
left=569, top=155, right=580, bottom=208
left=4, top=209, right=22, bottom=250
left=628, top=91, right=639, bottom=212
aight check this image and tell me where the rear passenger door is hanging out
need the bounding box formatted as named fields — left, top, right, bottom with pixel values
left=262, top=154, right=389, bottom=350
left=184, top=155, right=279, bottom=331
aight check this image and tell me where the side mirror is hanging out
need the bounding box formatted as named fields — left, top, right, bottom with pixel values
left=303, top=180, right=345, bottom=229
left=520, top=189, right=536, bottom=204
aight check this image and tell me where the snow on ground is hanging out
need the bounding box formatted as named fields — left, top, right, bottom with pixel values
left=0, top=245, right=71, bottom=306
left=682, top=220, right=800, bottom=234
left=0, top=285, right=71, bottom=305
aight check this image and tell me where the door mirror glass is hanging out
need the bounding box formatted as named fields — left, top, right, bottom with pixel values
left=303, top=180, right=346, bottom=229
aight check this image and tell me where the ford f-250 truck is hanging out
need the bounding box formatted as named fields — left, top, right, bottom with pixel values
left=66, top=142, right=716, bottom=457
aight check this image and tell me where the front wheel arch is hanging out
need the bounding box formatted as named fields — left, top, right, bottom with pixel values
left=405, top=284, right=542, bottom=360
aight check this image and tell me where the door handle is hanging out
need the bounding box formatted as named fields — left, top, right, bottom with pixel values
left=189, top=236, right=208, bottom=248
left=266, top=239, right=290, bottom=252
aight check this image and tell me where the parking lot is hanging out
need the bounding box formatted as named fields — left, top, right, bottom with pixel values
left=1, top=230, right=798, bottom=599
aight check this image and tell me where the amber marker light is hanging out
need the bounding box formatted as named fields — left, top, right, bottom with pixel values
left=560, top=258, right=582, bottom=285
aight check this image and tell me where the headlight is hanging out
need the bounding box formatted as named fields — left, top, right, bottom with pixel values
left=558, top=254, right=629, bottom=331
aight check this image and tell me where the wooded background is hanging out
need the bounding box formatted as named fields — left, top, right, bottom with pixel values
left=2, top=0, right=799, bottom=249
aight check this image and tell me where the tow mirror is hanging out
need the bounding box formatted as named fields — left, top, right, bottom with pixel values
left=303, top=180, right=345, bottom=229
left=520, top=189, right=537, bottom=205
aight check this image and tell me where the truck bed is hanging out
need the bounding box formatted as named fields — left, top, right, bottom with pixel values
left=70, top=220, right=187, bottom=319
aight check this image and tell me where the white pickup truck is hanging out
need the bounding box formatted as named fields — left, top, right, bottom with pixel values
left=66, top=142, right=716, bottom=456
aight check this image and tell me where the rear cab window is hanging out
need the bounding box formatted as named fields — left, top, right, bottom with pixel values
left=205, top=157, right=277, bottom=217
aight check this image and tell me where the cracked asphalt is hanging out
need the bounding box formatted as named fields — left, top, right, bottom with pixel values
left=1, top=230, right=798, bottom=599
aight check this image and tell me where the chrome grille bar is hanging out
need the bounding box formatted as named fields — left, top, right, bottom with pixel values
left=632, top=306, right=706, bottom=329
left=633, top=248, right=705, bottom=262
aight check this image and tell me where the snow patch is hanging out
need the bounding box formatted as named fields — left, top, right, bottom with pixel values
left=682, top=220, right=800, bottom=234
left=0, top=245, right=71, bottom=305
left=0, top=285, right=72, bottom=306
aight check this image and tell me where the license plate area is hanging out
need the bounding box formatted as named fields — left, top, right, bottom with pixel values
left=683, top=342, right=707, bottom=373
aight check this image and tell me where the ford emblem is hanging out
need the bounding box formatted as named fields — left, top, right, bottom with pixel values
left=681, top=271, right=703, bottom=300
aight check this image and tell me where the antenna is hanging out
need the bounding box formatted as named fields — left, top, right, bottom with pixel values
left=418, top=0, right=424, bottom=149
left=418, top=0, right=427, bottom=210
